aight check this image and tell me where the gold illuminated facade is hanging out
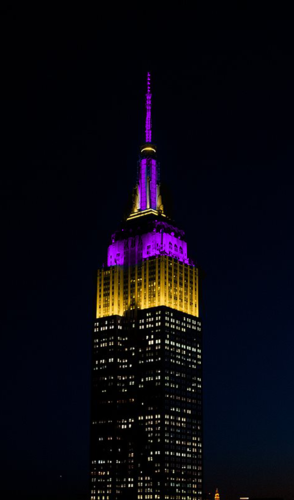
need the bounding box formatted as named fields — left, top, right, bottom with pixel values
left=96, top=256, right=199, bottom=319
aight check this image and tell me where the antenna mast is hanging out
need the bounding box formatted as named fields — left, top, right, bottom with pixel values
left=145, top=72, right=152, bottom=143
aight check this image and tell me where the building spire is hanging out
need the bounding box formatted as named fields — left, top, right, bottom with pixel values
left=145, top=72, right=152, bottom=143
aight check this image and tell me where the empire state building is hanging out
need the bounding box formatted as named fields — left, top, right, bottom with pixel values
left=90, top=73, right=203, bottom=500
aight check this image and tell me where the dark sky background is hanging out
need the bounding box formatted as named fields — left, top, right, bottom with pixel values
left=1, top=5, right=294, bottom=500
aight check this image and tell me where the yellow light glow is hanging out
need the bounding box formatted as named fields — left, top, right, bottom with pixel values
left=127, top=208, right=166, bottom=221
left=96, top=255, right=199, bottom=319
left=141, top=146, right=156, bottom=153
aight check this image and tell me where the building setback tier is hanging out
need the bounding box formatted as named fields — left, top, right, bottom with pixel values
left=96, top=256, right=199, bottom=319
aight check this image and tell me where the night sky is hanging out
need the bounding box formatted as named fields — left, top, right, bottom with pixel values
left=1, top=5, right=294, bottom=500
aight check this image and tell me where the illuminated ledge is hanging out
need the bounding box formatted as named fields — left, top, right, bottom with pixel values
left=141, top=146, right=156, bottom=153
left=127, top=209, right=166, bottom=221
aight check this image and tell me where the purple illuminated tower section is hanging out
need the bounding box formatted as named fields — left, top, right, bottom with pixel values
left=139, top=158, right=147, bottom=210
left=149, top=158, right=157, bottom=209
left=145, top=71, right=152, bottom=143
left=137, top=73, right=158, bottom=212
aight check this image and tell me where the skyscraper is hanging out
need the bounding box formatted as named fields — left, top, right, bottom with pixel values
left=90, top=73, right=203, bottom=500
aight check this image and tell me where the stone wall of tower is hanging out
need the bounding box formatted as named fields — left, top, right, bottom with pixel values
left=90, top=307, right=203, bottom=500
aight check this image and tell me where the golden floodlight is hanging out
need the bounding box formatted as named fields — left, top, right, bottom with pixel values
left=141, top=146, right=156, bottom=153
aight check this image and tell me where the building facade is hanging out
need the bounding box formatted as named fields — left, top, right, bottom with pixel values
left=90, top=73, right=203, bottom=500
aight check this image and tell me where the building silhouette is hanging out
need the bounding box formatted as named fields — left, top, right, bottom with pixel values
left=90, top=73, right=203, bottom=500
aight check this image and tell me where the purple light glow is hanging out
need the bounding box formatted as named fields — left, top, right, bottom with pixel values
left=138, top=157, right=158, bottom=211
left=145, top=72, right=152, bottom=143
left=150, top=159, right=157, bottom=209
left=139, top=158, right=147, bottom=210
left=107, top=230, right=190, bottom=267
